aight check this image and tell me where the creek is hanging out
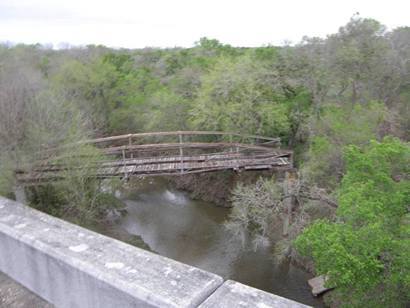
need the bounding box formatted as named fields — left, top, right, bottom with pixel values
left=100, top=178, right=323, bottom=307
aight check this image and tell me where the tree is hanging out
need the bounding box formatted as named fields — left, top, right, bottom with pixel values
left=295, top=138, right=410, bottom=307
left=386, top=27, right=410, bottom=139
left=0, top=49, right=44, bottom=154
left=226, top=174, right=336, bottom=257
left=144, top=89, right=191, bottom=132
left=29, top=144, right=124, bottom=225
left=190, top=55, right=291, bottom=139
left=225, top=178, right=284, bottom=248
left=303, top=101, right=387, bottom=190
left=326, top=16, right=390, bottom=104
left=52, top=58, right=119, bottom=132
left=195, top=37, right=240, bottom=57
left=277, top=37, right=332, bottom=110
left=0, top=46, right=46, bottom=194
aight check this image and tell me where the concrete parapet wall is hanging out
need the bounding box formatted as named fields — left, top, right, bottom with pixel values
left=0, top=197, right=309, bottom=307
left=0, top=197, right=222, bottom=307
left=200, top=280, right=309, bottom=308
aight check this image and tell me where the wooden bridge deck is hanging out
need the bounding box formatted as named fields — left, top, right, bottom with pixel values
left=16, top=131, right=292, bottom=184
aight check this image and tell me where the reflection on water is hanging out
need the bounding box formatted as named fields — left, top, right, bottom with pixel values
left=111, top=179, right=322, bottom=307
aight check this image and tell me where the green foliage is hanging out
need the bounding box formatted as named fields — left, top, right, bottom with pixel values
left=251, top=46, right=279, bottom=62
left=25, top=89, right=91, bottom=152
left=52, top=59, right=119, bottom=131
left=295, top=138, right=410, bottom=307
left=326, top=16, right=390, bottom=104
left=303, top=101, right=387, bottom=189
left=195, top=37, right=241, bottom=58
left=191, top=55, right=292, bottom=138
left=145, top=89, right=191, bottom=131
left=102, top=53, right=133, bottom=73
left=31, top=145, right=124, bottom=224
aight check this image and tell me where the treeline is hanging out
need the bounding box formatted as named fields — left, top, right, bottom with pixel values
left=0, top=16, right=409, bottom=306
left=1, top=17, right=408, bottom=152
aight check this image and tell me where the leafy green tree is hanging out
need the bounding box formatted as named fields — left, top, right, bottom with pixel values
left=277, top=37, right=332, bottom=110
left=303, top=101, right=387, bottom=189
left=295, top=138, right=410, bottom=307
left=326, top=16, right=390, bottom=104
left=386, top=27, right=410, bottom=139
left=29, top=144, right=124, bottom=225
left=145, top=89, right=191, bottom=131
left=52, top=59, right=119, bottom=132
left=191, top=55, right=291, bottom=138
left=195, top=37, right=240, bottom=58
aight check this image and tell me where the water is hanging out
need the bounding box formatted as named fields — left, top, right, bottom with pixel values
left=108, top=178, right=323, bottom=307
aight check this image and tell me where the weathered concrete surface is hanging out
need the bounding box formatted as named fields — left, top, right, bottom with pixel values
left=199, top=280, right=310, bottom=308
left=0, top=271, right=53, bottom=307
left=0, top=196, right=310, bottom=307
left=0, top=196, right=223, bottom=308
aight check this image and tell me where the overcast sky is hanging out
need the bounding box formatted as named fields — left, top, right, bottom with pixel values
left=0, top=0, right=409, bottom=49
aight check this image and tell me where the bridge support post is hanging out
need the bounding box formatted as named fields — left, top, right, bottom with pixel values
left=179, top=133, right=184, bottom=174
left=13, top=183, right=27, bottom=204
left=128, top=136, right=133, bottom=159
left=122, top=149, right=128, bottom=180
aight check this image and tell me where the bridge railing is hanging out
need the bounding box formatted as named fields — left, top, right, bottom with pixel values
left=80, top=131, right=280, bottom=147
left=32, top=131, right=281, bottom=161
left=87, top=131, right=281, bottom=160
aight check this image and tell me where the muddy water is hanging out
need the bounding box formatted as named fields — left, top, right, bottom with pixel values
left=108, top=179, right=322, bottom=307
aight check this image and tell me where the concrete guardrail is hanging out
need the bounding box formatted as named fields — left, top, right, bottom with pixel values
left=0, top=197, right=309, bottom=307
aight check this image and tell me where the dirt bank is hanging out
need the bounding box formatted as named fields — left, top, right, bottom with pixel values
left=166, top=170, right=283, bottom=207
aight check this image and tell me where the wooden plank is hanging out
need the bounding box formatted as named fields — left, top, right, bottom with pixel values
left=18, top=154, right=291, bottom=181
left=17, top=162, right=293, bottom=183
left=29, top=152, right=291, bottom=172
left=244, top=165, right=272, bottom=170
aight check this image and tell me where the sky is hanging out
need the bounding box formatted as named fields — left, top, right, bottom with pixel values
left=0, top=0, right=409, bottom=49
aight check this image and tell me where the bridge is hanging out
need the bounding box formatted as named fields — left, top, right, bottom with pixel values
left=16, top=131, right=292, bottom=184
